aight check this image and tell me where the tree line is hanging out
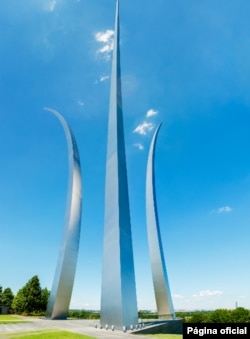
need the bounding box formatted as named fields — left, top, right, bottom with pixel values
left=1, top=277, right=250, bottom=322
left=0, top=275, right=50, bottom=315
left=0, top=286, right=14, bottom=309
left=176, top=308, right=250, bottom=323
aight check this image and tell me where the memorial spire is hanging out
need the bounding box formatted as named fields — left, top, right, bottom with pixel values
left=100, top=0, right=138, bottom=330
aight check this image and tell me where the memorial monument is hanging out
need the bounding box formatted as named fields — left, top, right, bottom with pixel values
left=100, top=0, right=138, bottom=330
left=45, top=108, right=82, bottom=320
left=146, top=124, right=175, bottom=320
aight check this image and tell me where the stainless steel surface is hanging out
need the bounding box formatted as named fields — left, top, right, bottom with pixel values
left=146, top=124, right=175, bottom=319
left=45, top=108, right=82, bottom=320
left=100, top=0, right=138, bottom=330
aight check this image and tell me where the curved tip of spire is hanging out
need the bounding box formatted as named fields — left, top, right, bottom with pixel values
left=44, top=106, right=55, bottom=114
left=155, top=122, right=163, bottom=134
left=44, top=107, right=63, bottom=122
left=44, top=106, right=60, bottom=115
left=150, top=123, right=163, bottom=147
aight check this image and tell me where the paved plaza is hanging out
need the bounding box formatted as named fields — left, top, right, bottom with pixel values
left=0, top=317, right=148, bottom=339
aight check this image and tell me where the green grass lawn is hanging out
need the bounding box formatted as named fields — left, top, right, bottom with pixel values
left=0, top=315, right=29, bottom=324
left=0, top=329, right=96, bottom=338
left=147, top=334, right=183, bottom=339
left=0, top=316, right=183, bottom=338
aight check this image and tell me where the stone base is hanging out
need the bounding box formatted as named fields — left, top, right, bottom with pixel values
left=133, top=319, right=183, bottom=335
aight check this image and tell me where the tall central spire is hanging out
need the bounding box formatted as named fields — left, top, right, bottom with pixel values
left=100, top=0, right=138, bottom=330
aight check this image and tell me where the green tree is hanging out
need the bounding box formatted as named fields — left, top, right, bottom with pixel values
left=230, top=307, right=250, bottom=323
left=40, top=287, right=50, bottom=311
left=209, top=309, right=231, bottom=323
left=2, top=288, right=14, bottom=308
left=0, top=285, right=2, bottom=305
left=12, top=287, right=26, bottom=314
left=12, top=275, right=44, bottom=315
left=188, top=312, right=209, bottom=323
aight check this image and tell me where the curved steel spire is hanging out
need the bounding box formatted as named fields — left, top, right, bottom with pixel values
left=146, top=124, right=175, bottom=320
left=100, top=0, right=138, bottom=330
left=44, top=108, right=82, bottom=320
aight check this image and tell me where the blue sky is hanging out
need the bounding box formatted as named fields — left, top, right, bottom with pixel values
left=1, top=0, right=250, bottom=311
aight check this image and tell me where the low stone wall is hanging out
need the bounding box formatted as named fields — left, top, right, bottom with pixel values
left=133, top=319, right=183, bottom=335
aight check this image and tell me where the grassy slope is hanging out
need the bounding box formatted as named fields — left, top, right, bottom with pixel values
left=0, top=315, right=29, bottom=324
left=147, top=334, right=183, bottom=339
left=0, top=329, right=96, bottom=338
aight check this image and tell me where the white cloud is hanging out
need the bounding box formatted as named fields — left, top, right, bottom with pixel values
left=95, top=30, right=114, bottom=43
left=77, top=100, right=84, bottom=106
left=94, top=75, right=110, bottom=84
left=95, top=30, right=114, bottom=60
left=211, top=206, right=232, bottom=214
left=44, top=0, right=57, bottom=12
left=100, top=75, right=109, bottom=82
left=217, top=206, right=232, bottom=213
left=134, top=143, right=144, bottom=150
left=133, top=122, right=154, bottom=135
left=193, top=290, right=223, bottom=298
left=98, top=44, right=113, bottom=54
left=173, top=294, right=184, bottom=299
left=146, top=109, right=158, bottom=118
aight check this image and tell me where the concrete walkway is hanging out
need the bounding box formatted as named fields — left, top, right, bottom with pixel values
left=0, top=317, right=149, bottom=339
